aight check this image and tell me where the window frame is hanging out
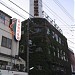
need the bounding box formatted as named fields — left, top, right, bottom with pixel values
left=1, top=36, right=12, bottom=49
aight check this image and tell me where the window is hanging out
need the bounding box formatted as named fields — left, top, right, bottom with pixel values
left=54, top=34, right=58, bottom=42
left=7, top=38, right=12, bottom=49
left=34, top=3, right=38, bottom=6
left=59, top=37, right=61, bottom=44
left=0, top=12, right=5, bottom=24
left=47, top=28, right=50, bottom=35
left=54, top=51, right=56, bottom=56
left=1, top=36, right=7, bottom=47
left=35, top=47, right=43, bottom=52
left=48, top=49, right=50, bottom=54
left=21, top=31, right=24, bottom=35
left=34, top=27, right=41, bottom=33
left=0, top=12, right=10, bottom=26
left=34, top=7, right=38, bottom=9
left=20, top=45, right=24, bottom=53
left=34, top=10, right=39, bottom=16
left=57, top=48, right=60, bottom=58
left=63, top=52, right=66, bottom=61
left=36, top=65, right=43, bottom=70
left=34, top=0, right=38, bottom=3
left=52, top=31, right=54, bottom=38
left=1, top=36, right=12, bottom=49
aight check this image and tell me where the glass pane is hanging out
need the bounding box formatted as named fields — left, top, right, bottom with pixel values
left=7, top=38, right=12, bottom=49
left=1, top=36, right=7, bottom=47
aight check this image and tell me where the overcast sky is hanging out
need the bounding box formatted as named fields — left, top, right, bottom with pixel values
left=0, top=0, right=75, bottom=53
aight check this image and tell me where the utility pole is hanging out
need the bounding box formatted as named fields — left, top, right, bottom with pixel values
left=27, top=18, right=30, bottom=75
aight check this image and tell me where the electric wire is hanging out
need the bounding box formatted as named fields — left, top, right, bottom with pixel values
left=8, top=0, right=74, bottom=32
left=53, top=0, right=74, bottom=22
left=7, top=0, right=75, bottom=42
left=39, top=0, right=75, bottom=46
left=1, top=0, right=75, bottom=47
left=41, top=1, right=75, bottom=43
left=41, top=1, right=73, bottom=30
left=8, top=0, right=75, bottom=51
left=41, top=0, right=75, bottom=35
left=0, top=0, right=26, bottom=20
left=8, top=0, right=34, bottom=18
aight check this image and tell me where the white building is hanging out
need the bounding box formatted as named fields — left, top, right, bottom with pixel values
left=0, top=10, right=25, bottom=71
left=30, top=0, right=43, bottom=18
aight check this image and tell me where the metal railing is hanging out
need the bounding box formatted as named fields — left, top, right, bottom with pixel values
left=42, top=11, right=63, bottom=34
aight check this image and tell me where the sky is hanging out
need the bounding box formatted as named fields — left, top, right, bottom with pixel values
left=0, top=0, right=75, bottom=53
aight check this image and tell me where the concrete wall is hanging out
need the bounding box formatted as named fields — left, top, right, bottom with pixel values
left=0, top=13, right=25, bottom=65
left=0, top=22, right=19, bottom=56
left=0, top=22, right=12, bottom=55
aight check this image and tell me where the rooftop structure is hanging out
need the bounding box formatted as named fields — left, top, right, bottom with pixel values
left=30, top=0, right=42, bottom=18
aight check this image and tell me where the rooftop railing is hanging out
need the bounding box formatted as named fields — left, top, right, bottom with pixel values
left=42, top=11, right=63, bottom=34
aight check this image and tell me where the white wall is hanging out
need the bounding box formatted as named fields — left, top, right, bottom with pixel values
left=0, top=17, right=20, bottom=64
left=0, top=22, right=19, bottom=56
left=29, top=0, right=34, bottom=18
left=0, top=23, right=12, bottom=55
left=0, top=70, right=28, bottom=75
left=38, top=0, right=42, bottom=17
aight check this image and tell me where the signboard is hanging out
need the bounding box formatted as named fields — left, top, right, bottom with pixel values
left=9, top=18, right=21, bottom=41
left=16, top=19, right=21, bottom=41
left=34, top=0, right=38, bottom=16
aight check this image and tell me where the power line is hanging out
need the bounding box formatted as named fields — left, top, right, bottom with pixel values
left=53, top=0, right=74, bottom=22
left=0, top=0, right=26, bottom=20
left=40, top=1, right=73, bottom=33
left=40, top=0, right=75, bottom=46
left=8, top=0, right=74, bottom=34
left=68, top=39, right=75, bottom=44
left=8, top=0, right=34, bottom=18
left=1, top=0, right=75, bottom=45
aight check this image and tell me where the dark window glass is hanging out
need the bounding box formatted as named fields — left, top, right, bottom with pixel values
left=1, top=36, right=7, bottom=47
left=7, top=38, right=12, bottom=49
left=34, top=3, right=38, bottom=6
left=34, top=0, right=38, bottom=3
left=34, top=7, right=38, bottom=9
left=34, top=9, right=38, bottom=16
left=34, top=13, right=38, bottom=16
left=34, top=28, right=41, bottom=33
left=1, top=36, right=12, bottom=49
left=0, top=13, right=5, bottom=24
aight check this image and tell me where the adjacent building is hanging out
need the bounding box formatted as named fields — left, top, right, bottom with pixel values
left=68, top=48, right=75, bottom=75
left=0, top=10, right=25, bottom=71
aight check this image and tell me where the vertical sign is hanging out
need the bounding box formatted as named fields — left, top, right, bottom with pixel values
left=34, top=0, right=39, bottom=16
left=16, top=19, right=21, bottom=41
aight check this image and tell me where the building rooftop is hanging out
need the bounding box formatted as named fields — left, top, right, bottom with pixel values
left=0, top=10, right=12, bottom=18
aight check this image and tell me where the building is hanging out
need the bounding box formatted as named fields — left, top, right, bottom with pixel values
left=19, top=0, right=71, bottom=75
left=19, top=18, right=71, bottom=75
left=0, top=10, right=25, bottom=71
left=68, top=48, right=75, bottom=75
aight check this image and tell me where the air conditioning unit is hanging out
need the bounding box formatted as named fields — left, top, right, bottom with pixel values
left=6, top=65, right=12, bottom=70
